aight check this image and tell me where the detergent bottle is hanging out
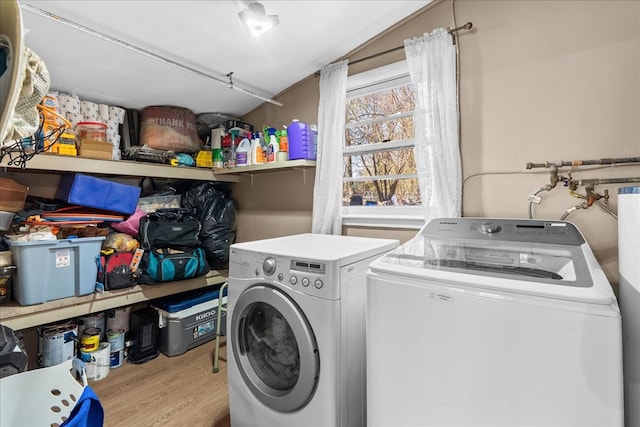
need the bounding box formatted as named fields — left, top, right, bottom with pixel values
left=251, top=132, right=265, bottom=165
left=235, top=137, right=252, bottom=166
left=287, top=119, right=317, bottom=160
left=265, top=127, right=279, bottom=163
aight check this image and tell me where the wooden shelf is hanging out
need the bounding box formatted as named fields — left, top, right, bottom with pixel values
left=0, top=153, right=241, bottom=182
left=0, top=270, right=228, bottom=331
left=212, top=159, right=316, bottom=175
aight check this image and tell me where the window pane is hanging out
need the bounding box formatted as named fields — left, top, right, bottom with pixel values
left=345, top=85, right=414, bottom=149
left=343, top=177, right=421, bottom=206
left=344, top=148, right=416, bottom=178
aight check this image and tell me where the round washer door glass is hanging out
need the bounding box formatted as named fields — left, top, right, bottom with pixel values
left=231, top=284, right=320, bottom=412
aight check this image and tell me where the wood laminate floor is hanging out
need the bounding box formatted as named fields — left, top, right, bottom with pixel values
left=91, top=338, right=230, bottom=427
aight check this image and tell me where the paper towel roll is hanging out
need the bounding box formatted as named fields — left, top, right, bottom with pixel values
left=81, top=101, right=99, bottom=121
left=106, top=119, right=119, bottom=136
left=109, top=106, right=126, bottom=124
left=59, top=93, right=81, bottom=125
left=99, top=104, right=110, bottom=123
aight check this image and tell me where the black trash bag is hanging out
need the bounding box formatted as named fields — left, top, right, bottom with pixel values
left=181, top=182, right=237, bottom=270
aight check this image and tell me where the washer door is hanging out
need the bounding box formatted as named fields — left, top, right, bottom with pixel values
left=231, top=284, right=320, bottom=412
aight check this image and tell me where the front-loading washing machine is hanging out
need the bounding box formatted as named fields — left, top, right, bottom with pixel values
left=366, top=218, right=624, bottom=426
left=227, top=233, right=398, bottom=427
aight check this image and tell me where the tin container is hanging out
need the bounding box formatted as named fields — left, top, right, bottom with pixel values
left=107, top=329, right=125, bottom=368
left=80, top=327, right=101, bottom=352
left=38, top=324, right=78, bottom=367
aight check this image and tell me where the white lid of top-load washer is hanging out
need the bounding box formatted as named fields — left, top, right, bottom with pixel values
left=369, top=218, right=616, bottom=305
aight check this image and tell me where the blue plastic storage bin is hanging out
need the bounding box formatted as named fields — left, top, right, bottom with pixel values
left=5, top=236, right=105, bottom=305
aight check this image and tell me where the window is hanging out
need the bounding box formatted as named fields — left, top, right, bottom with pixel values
left=342, top=61, right=424, bottom=229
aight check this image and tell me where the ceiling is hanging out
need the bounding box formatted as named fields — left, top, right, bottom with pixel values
left=18, top=1, right=432, bottom=119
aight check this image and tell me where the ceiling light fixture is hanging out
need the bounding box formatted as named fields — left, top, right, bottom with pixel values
left=238, top=2, right=279, bottom=37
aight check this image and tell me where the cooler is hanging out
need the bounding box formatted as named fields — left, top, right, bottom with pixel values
left=151, top=286, right=227, bottom=357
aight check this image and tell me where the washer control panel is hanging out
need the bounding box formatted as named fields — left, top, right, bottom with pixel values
left=290, top=259, right=325, bottom=289
left=251, top=253, right=336, bottom=299
left=425, top=218, right=585, bottom=246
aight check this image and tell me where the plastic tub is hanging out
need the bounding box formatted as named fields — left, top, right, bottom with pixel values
left=75, top=121, right=107, bottom=142
left=5, top=236, right=106, bottom=305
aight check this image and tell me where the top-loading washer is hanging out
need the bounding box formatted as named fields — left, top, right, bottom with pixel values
left=366, top=218, right=624, bottom=427
left=227, top=233, right=398, bottom=427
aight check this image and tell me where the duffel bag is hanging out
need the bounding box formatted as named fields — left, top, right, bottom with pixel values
left=138, top=208, right=201, bottom=250
left=138, top=247, right=209, bottom=284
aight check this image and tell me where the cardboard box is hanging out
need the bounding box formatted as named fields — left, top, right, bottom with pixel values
left=0, top=177, right=28, bottom=212
left=78, top=139, right=112, bottom=160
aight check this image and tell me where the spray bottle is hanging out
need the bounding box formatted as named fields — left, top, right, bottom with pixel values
left=265, top=127, right=279, bottom=163
left=251, top=132, right=265, bottom=165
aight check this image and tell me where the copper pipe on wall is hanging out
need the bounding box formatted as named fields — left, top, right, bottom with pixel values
left=526, top=157, right=640, bottom=169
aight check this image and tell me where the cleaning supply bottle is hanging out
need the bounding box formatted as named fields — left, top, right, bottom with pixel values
left=265, top=127, right=279, bottom=163
left=229, top=129, right=239, bottom=168
left=235, top=137, right=252, bottom=166
left=211, top=128, right=224, bottom=168
left=277, top=129, right=289, bottom=162
left=251, top=132, right=265, bottom=165
left=287, top=119, right=313, bottom=160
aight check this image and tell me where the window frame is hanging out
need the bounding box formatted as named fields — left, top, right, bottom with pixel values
left=342, top=60, right=424, bottom=230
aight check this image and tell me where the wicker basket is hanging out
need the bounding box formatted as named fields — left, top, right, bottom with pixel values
left=0, top=358, right=87, bottom=427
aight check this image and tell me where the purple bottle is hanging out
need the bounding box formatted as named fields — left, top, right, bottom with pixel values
left=287, top=120, right=316, bottom=160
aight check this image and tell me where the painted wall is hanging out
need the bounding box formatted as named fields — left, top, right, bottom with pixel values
left=237, top=0, right=640, bottom=290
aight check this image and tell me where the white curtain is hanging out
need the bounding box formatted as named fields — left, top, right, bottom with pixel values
left=404, top=28, right=462, bottom=221
left=312, top=60, right=349, bottom=235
